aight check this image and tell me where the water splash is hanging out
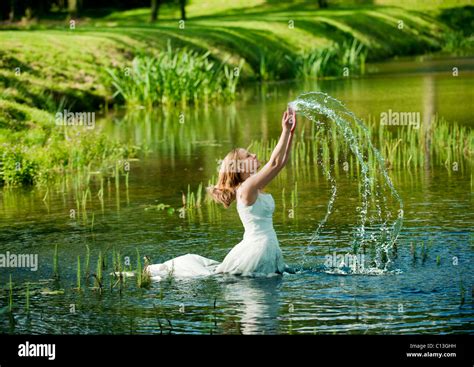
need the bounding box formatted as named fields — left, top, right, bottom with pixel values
left=289, top=92, right=404, bottom=273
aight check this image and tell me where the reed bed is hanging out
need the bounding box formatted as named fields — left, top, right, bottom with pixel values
left=53, top=244, right=59, bottom=280
left=76, top=256, right=81, bottom=291
left=246, top=116, right=472, bottom=176
left=25, top=282, right=30, bottom=314
left=108, top=43, right=243, bottom=108
left=9, top=275, right=13, bottom=313
left=294, top=39, right=367, bottom=80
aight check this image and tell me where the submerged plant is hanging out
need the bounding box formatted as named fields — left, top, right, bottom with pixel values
left=9, top=274, right=13, bottom=313
left=76, top=255, right=81, bottom=291
left=459, top=277, right=466, bottom=306
left=85, top=244, right=90, bottom=280
left=25, top=282, right=30, bottom=314
left=94, top=251, right=103, bottom=290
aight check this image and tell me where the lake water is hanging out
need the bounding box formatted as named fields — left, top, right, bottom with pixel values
left=0, top=56, right=473, bottom=334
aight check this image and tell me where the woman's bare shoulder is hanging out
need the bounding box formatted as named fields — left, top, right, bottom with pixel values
left=236, top=184, right=258, bottom=206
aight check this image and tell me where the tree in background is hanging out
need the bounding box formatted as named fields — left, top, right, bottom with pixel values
left=179, top=0, right=186, bottom=21
left=0, top=0, right=12, bottom=20
left=1, top=0, right=67, bottom=21
left=0, top=0, right=186, bottom=22
left=7, top=0, right=26, bottom=21
left=318, top=0, right=328, bottom=8
left=150, top=0, right=161, bottom=22
left=68, top=0, right=82, bottom=17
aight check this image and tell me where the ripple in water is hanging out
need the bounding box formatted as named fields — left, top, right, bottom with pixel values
left=288, top=92, right=404, bottom=274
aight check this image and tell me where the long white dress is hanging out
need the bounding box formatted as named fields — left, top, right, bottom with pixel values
left=146, top=190, right=286, bottom=281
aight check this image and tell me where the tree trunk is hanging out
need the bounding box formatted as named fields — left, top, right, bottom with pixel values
left=318, top=0, right=328, bottom=8
left=150, top=0, right=160, bottom=22
left=1, top=0, right=11, bottom=20
left=9, top=0, right=27, bottom=21
left=68, top=0, right=80, bottom=17
left=179, top=0, right=186, bottom=21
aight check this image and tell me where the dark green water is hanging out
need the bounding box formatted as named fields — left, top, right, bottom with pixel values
left=0, top=56, right=473, bottom=334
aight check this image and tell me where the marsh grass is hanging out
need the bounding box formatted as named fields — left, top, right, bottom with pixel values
left=136, top=249, right=151, bottom=288
left=53, top=244, right=59, bottom=280
left=94, top=251, right=103, bottom=291
left=111, top=249, right=125, bottom=292
left=459, top=277, right=466, bottom=306
left=246, top=116, right=472, bottom=179
left=9, top=274, right=13, bottom=313
left=108, top=44, right=243, bottom=108
left=295, top=39, right=367, bottom=80
left=184, top=182, right=205, bottom=210
left=76, top=256, right=81, bottom=291
left=153, top=116, right=472, bottom=227
left=85, top=244, right=91, bottom=281
left=0, top=103, right=140, bottom=189
left=25, top=282, right=30, bottom=314
left=90, top=212, right=95, bottom=232
left=443, top=31, right=474, bottom=55
left=291, top=181, right=298, bottom=210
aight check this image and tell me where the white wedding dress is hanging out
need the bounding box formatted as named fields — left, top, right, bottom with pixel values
left=146, top=190, right=287, bottom=281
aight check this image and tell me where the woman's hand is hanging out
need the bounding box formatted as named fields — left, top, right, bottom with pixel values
left=241, top=107, right=297, bottom=196
left=282, top=108, right=297, bottom=134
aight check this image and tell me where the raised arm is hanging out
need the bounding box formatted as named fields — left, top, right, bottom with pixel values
left=239, top=108, right=297, bottom=205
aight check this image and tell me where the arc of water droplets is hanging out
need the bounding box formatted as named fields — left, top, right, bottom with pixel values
left=304, top=144, right=337, bottom=263
left=289, top=92, right=404, bottom=272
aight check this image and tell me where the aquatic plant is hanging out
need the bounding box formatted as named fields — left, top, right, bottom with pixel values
left=183, top=182, right=205, bottom=209
left=53, top=244, right=59, bottom=280
left=248, top=115, right=472, bottom=175
left=25, top=282, right=30, bottom=314
left=0, top=118, right=140, bottom=188
left=94, top=251, right=103, bottom=290
left=108, top=43, right=244, bottom=107
left=136, top=249, right=151, bottom=288
left=85, top=244, right=91, bottom=280
left=76, top=256, right=81, bottom=291
left=459, top=277, right=466, bottom=306
left=295, top=39, right=367, bottom=79
left=9, top=274, right=13, bottom=313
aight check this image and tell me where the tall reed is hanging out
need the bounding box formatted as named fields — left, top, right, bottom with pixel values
left=9, top=274, right=13, bottom=313
left=76, top=255, right=81, bottom=291
left=53, top=244, right=59, bottom=280
left=25, top=282, right=30, bottom=314
left=108, top=43, right=243, bottom=107
left=295, top=39, right=367, bottom=79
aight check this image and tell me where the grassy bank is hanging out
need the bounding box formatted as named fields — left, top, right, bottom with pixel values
left=0, top=1, right=473, bottom=186
left=1, top=4, right=465, bottom=108
left=0, top=99, right=139, bottom=186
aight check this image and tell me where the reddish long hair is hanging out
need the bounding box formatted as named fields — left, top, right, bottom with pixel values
left=206, top=148, right=246, bottom=208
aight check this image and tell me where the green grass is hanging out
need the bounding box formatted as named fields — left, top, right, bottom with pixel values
left=0, top=99, right=140, bottom=187
left=108, top=45, right=242, bottom=107
left=8, top=274, right=13, bottom=313
left=94, top=251, right=103, bottom=290
left=1, top=3, right=471, bottom=102
left=76, top=256, right=81, bottom=291
left=0, top=2, right=472, bottom=187
left=0, top=5, right=457, bottom=97
left=246, top=116, right=473, bottom=174
left=53, top=244, right=59, bottom=280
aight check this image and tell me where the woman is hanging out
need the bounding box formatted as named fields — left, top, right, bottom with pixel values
left=146, top=107, right=297, bottom=280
